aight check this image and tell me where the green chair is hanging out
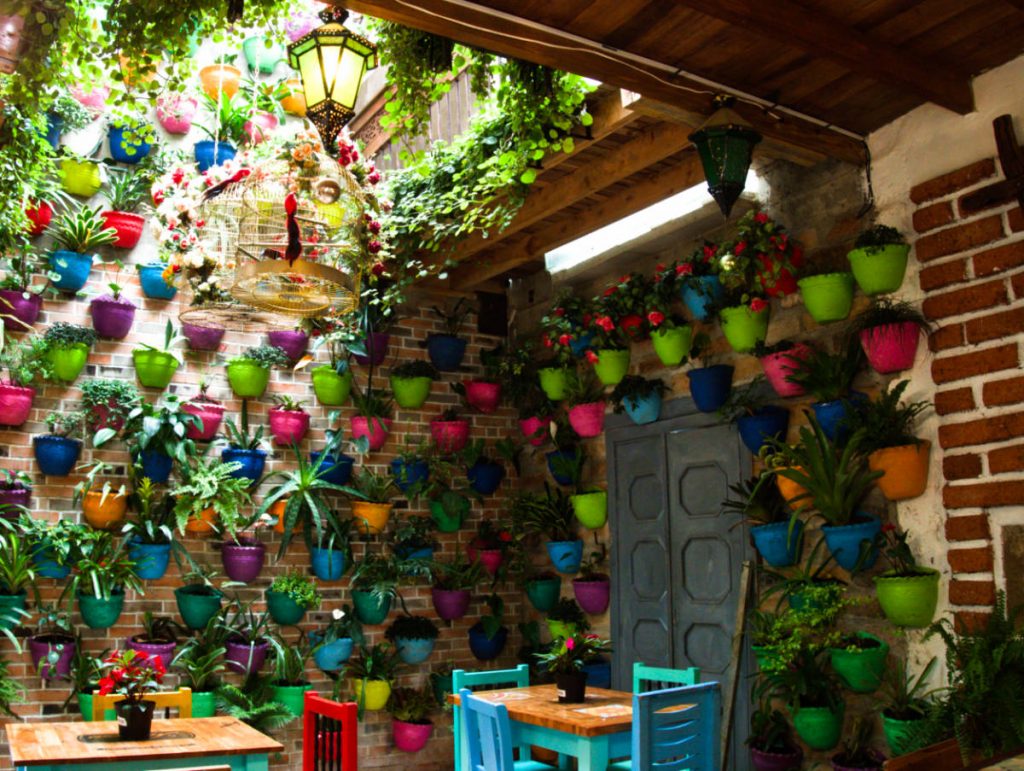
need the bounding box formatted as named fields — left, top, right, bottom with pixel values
left=632, top=661, right=701, bottom=693
left=453, top=664, right=534, bottom=771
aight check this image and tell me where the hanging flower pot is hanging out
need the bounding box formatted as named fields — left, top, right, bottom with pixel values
left=70, top=84, right=109, bottom=112
left=0, top=591, right=25, bottom=631
left=351, top=416, right=391, bottom=452
left=568, top=401, right=605, bottom=438
left=193, top=140, right=237, bottom=173
left=224, top=638, right=269, bottom=675
left=650, top=326, right=693, bottom=366
left=538, top=367, right=569, bottom=401
left=310, top=547, right=347, bottom=581
left=737, top=407, right=790, bottom=455
left=25, top=201, right=53, bottom=237
left=242, top=36, right=285, bottom=74
left=139, top=449, right=173, bottom=485
left=467, top=460, right=504, bottom=496
left=266, top=588, right=308, bottom=626
left=267, top=329, right=308, bottom=361
left=426, top=334, right=467, bottom=371
left=311, top=452, right=354, bottom=486
left=351, top=679, right=391, bottom=711
left=100, top=211, right=146, bottom=250
left=811, top=395, right=863, bottom=444
left=546, top=539, right=584, bottom=574
left=82, top=490, right=128, bottom=531
left=108, top=124, right=151, bottom=164
left=545, top=449, right=577, bottom=487
left=243, top=111, right=279, bottom=145
left=465, top=380, right=501, bottom=413
left=46, top=344, right=89, bottom=383
left=183, top=400, right=225, bottom=442
left=199, top=63, right=242, bottom=99
left=390, top=458, right=429, bottom=493
left=546, top=619, right=577, bottom=641
left=750, top=746, right=804, bottom=771
left=132, top=349, right=180, bottom=389
left=622, top=392, right=662, bottom=426
left=873, top=568, right=940, bottom=628
left=429, top=499, right=466, bottom=533
left=869, top=441, right=930, bottom=501
left=571, top=491, right=607, bottom=529
left=860, top=322, right=922, bottom=374
left=394, top=636, right=435, bottom=665
left=881, top=713, right=930, bottom=758
left=222, top=448, right=267, bottom=486
left=268, top=407, right=310, bottom=446
left=351, top=501, right=393, bottom=535
left=466, top=545, right=503, bottom=577
left=519, top=415, right=551, bottom=446
left=182, top=322, right=224, bottom=350
left=352, top=589, right=391, bottom=625
left=175, top=585, right=223, bottom=631
left=271, top=683, right=313, bottom=718
left=77, top=590, right=125, bottom=630
left=720, top=304, right=770, bottom=353
left=680, top=275, right=723, bottom=321
left=280, top=78, right=307, bottom=116
left=32, top=542, right=70, bottom=580
left=687, top=365, right=734, bottom=413
left=750, top=519, right=804, bottom=568
left=29, top=634, right=75, bottom=679
left=128, top=538, right=172, bottom=580
left=393, top=718, right=433, bottom=753
left=799, top=273, right=855, bottom=324
left=0, top=290, right=42, bottom=332
left=775, top=468, right=809, bottom=510
left=221, top=538, right=266, bottom=583
left=353, top=332, right=389, bottom=365
left=312, top=366, right=353, bottom=405
left=137, top=264, right=177, bottom=300
left=760, top=344, right=812, bottom=398
left=573, top=576, right=610, bottom=614
left=33, top=435, right=82, bottom=476
left=48, top=250, right=93, bottom=292
left=430, top=418, right=470, bottom=454
left=592, top=348, right=630, bottom=386
left=59, top=159, right=102, bottom=198
left=793, top=705, right=844, bottom=751
left=311, top=634, right=353, bottom=672
left=821, top=513, right=881, bottom=572
left=226, top=360, right=270, bottom=398
left=89, top=295, right=136, bottom=339
left=525, top=576, right=561, bottom=613
left=431, top=588, right=471, bottom=621
left=156, top=94, right=198, bottom=134
left=0, top=484, right=30, bottom=515
left=848, top=243, right=910, bottom=296
left=0, top=383, right=33, bottom=427
left=390, top=375, right=432, bottom=409
left=829, top=633, right=889, bottom=693
left=468, top=623, right=508, bottom=661
left=127, top=637, right=177, bottom=664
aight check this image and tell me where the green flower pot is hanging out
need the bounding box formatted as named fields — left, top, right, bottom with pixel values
left=650, top=326, right=693, bottom=366
left=525, top=577, right=561, bottom=613
left=792, top=704, right=844, bottom=751
left=47, top=344, right=90, bottom=383
left=226, top=359, right=271, bottom=398
left=593, top=349, right=630, bottom=386
left=352, top=589, right=391, bottom=625
left=77, top=691, right=115, bottom=721
left=829, top=632, right=889, bottom=693
left=546, top=618, right=576, bottom=641
left=798, top=272, right=855, bottom=324
left=571, top=491, right=608, bottom=529
left=429, top=497, right=467, bottom=533
left=882, top=712, right=930, bottom=757
left=132, top=349, right=180, bottom=389
left=311, top=366, right=352, bottom=405
left=60, top=159, right=102, bottom=197
left=538, top=367, right=569, bottom=401
left=874, top=568, right=940, bottom=628
left=266, top=588, right=307, bottom=626
left=390, top=375, right=433, bottom=409
left=271, top=682, right=313, bottom=717
left=192, top=690, right=217, bottom=718
left=751, top=644, right=781, bottom=672
left=78, top=590, right=125, bottom=630
left=174, top=586, right=223, bottom=631
left=848, top=244, right=910, bottom=296
left=0, top=591, right=26, bottom=631
left=719, top=305, right=770, bottom=353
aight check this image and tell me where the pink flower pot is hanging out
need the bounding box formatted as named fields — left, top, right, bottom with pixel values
left=466, top=546, right=503, bottom=577
left=285, top=11, right=320, bottom=41
left=269, top=408, right=310, bottom=446
left=182, top=323, right=225, bottom=351
left=89, top=402, right=125, bottom=432
left=70, top=85, right=109, bottom=114
left=89, top=295, right=136, bottom=339
left=243, top=111, right=279, bottom=145
left=156, top=95, right=198, bottom=135
left=0, top=290, right=42, bottom=331
left=430, top=419, right=470, bottom=454
left=431, top=588, right=471, bottom=621
left=760, top=344, right=813, bottom=398
left=267, top=329, right=308, bottom=361
left=351, top=416, right=391, bottom=451
left=183, top=400, right=225, bottom=441
left=393, top=719, right=432, bottom=753
left=519, top=415, right=551, bottom=446
left=573, top=577, right=611, bottom=614
left=860, top=322, right=921, bottom=374
left=0, top=382, right=33, bottom=427
left=568, top=402, right=606, bottom=438
left=465, top=380, right=501, bottom=413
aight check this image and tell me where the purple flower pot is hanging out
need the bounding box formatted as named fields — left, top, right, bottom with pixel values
left=572, top=578, right=611, bottom=614
left=751, top=746, right=804, bottom=771
left=89, top=296, right=137, bottom=339
left=354, top=332, right=389, bottom=365
left=0, top=290, right=42, bottom=332
left=182, top=323, right=226, bottom=351
left=267, top=329, right=308, bottom=361
left=224, top=638, right=269, bottom=675
left=0, top=486, right=30, bottom=519
left=431, top=587, right=471, bottom=621
left=220, top=539, right=265, bottom=583
left=127, top=638, right=176, bottom=664
left=29, top=635, right=75, bottom=679
left=393, top=719, right=433, bottom=753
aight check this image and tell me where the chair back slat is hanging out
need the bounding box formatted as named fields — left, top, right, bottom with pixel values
left=461, top=688, right=518, bottom=771
left=93, top=688, right=192, bottom=721
left=632, top=662, right=701, bottom=693
left=633, top=683, right=721, bottom=771
left=303, top=692, right=357, bottom=771
left=452, top=665, right=530, bottom=771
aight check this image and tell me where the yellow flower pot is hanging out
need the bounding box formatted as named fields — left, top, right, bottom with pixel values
left=351, top=679, right=391, bottom=711
left=60, top=159, right=102, bottom=198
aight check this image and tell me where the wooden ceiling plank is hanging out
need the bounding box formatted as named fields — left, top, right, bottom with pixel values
left=673, top=0, right=973, bottom=114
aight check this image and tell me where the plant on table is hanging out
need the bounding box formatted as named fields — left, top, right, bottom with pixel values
left=533, top=631, right=610, bottom=702
left=97, top=648, right=167, bottom=706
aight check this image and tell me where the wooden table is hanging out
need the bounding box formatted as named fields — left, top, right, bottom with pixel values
left=6, top=716, right=283, bottom=771
left=451, top=684, right=635, bottom=771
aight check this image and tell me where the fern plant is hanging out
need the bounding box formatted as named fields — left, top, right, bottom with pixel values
left=216, top=677, right=296, bottom=736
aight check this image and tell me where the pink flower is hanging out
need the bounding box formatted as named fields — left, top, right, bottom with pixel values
left=647, top=311, right=665, bottom=327
left=565, top=637, right=576, bottom=651
left=750, top=298, right=768, bottom=313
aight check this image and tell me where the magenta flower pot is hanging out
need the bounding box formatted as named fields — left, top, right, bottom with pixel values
left=430, top=419, right=470, bottom=454
left=224, top=638, right=268, bottom=675
left=0, top=290, right=42, bottom=332
left=572, top=578, right=610, bottom=614
left=243, top=111, right=279, bottom=145
left=519, top=415, right=551, bottom=446
left=393, top=719, right=432, bottom=753
left=182, top=323, right=225, bottom=351
left=156, top=95, right=197, bottom=135
left=750, top=746, right=804, bottom=771
left=89, top=296, right=136, bottom=339
left=0, top=383, right=33, bottom=427
left=568, top=402, right=606, bottom=438
left=465, top=381, right=501, bottom=413
left=269, top=408, right=310, bottom=446
left=220, top=539, right=265, bottom=583
left=183, top=401, right=225, bottom=441
left=760, top=344, right=813, bottom=398
left=354, top=332, right=389, bottom=365
left=860, top=322, right=921, bottom=374
left=126, top=638, right=175, bottom=664
left=267, top=329, right=308, bottom=361
left=431, top=588, right=471, bottom=621
left=351, top=416, right=391, bottom=451
left=466, top=546, right=503, bottom=577
left=29, top=635, right=75, bottom=679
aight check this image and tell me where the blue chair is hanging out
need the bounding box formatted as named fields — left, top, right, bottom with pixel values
left=609, top=683, right=722, bottom=771
left=453, top=665, right=537, bottom=771
left=633, top=661, right=701, bottom=692
left=460, top=688, right=557, bottom=771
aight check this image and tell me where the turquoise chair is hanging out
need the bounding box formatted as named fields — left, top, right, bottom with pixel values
left=609, top=682, right=722, bottom=771
left=460, top=688, right=557, bottom=771
left=453, top=665, right=536, bottom=771
left=633, top=661, right=701, bottom=693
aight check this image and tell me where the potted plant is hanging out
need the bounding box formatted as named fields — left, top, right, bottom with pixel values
left=430, top=405, right=471, bottom=455
left=21, top=517, right=82, bottom=581
left=879, top=658, right=939, bottom=757
left=127, top=612, right=185, bottom=663
left=465, top=344, right=504, bottom=413
left=849, top=299, right=931, bottom=375
left=171, top=452, right=253, bottom=540
left=572, top=542, right=610, bottom=615
left=70, top=533, right=144, bottom=630
left=390, top=438, right=431, bottom=494
left=29, top=605, right=75, bottom=679
left=347, top=468, right=396, bottom=535
left=241, top=78, right=288, bottom=144
left=268, top=394, right=310, bottom=446
left=66, top=640, right=110, bottom=721
left=465, top=518, right=512, bottom=576
left=89, top=267, right=137, bottom=339
left=266, top=571, right=321, bottom=626
left=533, top=631, right=610, bottom=703
left=58, top=153, right=103, bottom=199
left=426, top=299, right=472, bottom=371
left=511, top=486, right=582, bottom=574
left=585, top=303, right=633, bottom=387
left=785, top=343, right=865, bottom=443
left=267, top=326, right=308, bottom=362
left=0, top=247, right=48, bottom=330
left=132, top=321, right=185, bottom=389
left=647, top=262, right=694, bottom=365
left=136, top=259, right=178, bottom=300
left=195, top=92, right=246, bottom=171
left=757, top=340, right=814, bottom=399
left=96, top=649, right=168, bottom=740
left=421, top=464, right=474, bottom=533
left=171, top=614, right=228, bottom=717
left=174, top=564, right=225, bottom=632
left=81, top=379, right=140, bottom=434
left=760, top=536, right=848, bottom=619
left=269, top=634, right=316, bottom=717
left=0, top=335, right=49, bottom=426
left=389, top=515, right=439, bottom=565
left=723, top=473, right=802, bottom=567
left=43, top=89, right=93, bottom=149
left=226, top=345, right=290, bottom=398
left=831, top=717, right=885, bottom=771
left=49, top=204, right=117, bottom=292
left=181, top=321, right=224, bottom=350
left=0, top=470, right=32, bottom=521
left=758, top=649, right=845, bottom=751
left=610, top=374, right=667, bottom=426
left=220, top=599, right=273, bottom=675
left=718, top=377, right=790, bottom=455
left=389, top=360, right=438, bottom=409
left=43, top=321, right=96, bottom=382
left=0, top=530, right=34, bottom=630
left=522, top=567, right=562, bottom=614
left=309, top=511, right=356, bottom=581
left=156, top=92, right=199, bottom=135
left=345, top=643, right=402, bottom=715
left=350, top=377, right=393, bottom=451
left=123, top=478, right=176, bottom=580
left=388, top=685, right=435, bottom=753
left=222, top=401, right=269, bottom=486
left=461, top=439, right=506, bottom=496
left=34, top=410, right=85, bottom=476
left=685, top=333, right=734, bottom=413
left=114, top=395, right=200, bottom=484
left=545, top=597, right=589, bottom=641
left=828, top=632, right=889, bottom=694
left=385, top=615, right=439, bottom=665
left=100, top=170, right=147, bottom=249
left=73, top=461, right=128, bottom=531
left=351, top=553, right=403, bottom=625
left=309, top=422, right=359, bottom=487
left=468, top=593, right=509, bottom=661
left=797, top=251, right=855, bottom=324
left=847, top=224, right=910, bottom=296
left=308, top=321, right=354, bottom=405
left=199, top=58, right=243, bottom=100
left=215, top=679, right=296, bottom=735
left=746, top=701, right=804, bottom=771
left=564, top=369, right=606, bottom=439
left=676, top=243, right=724, bottom=321
left=429, top=554, right=484, bottom=622
left=183, top=378, right=226, bottom=442
left=108, top=118, right=153, bottom=164
left=310, top=606, right=363, bottom=673
left=873, top=525, right=940, bottom=628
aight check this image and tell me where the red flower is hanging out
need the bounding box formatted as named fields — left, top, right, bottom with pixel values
left=371, top=261, right=386, bottom=276
left=750, top=298, right=769, bottom=313
left=595, top=315, right=615, bottom=332
left=602, top=286, right=616, bottom=297
left=703, top=245, right=717, bottom=260
left=585, top=350, right=599, bottom=364
left=542, top=335, right=553, bottom=349
left=499, top=531, right=513, bottom=542
left=367, top=171, right=381, bottom=185
left=647, top=311, right=665, bottom=327
left=676, top=263, right=693, bottom=276
left=367, top=220, right=381, bottom=234
left=558, top=334, right=571, bottom=346
left=554, top=307, right=565, bottom=317
left=754, top=211, right=769, bottom=225
left=655, top=263, right=666, bottom=274
left=98, top=677, right=116, bottom=696
left=367, top=240, right=382, bottom=254
left=734, top=240, right=747, bottom=256
left=582, top=313, right=592, bottom=327
left=881, top=523, right=897, bottom=533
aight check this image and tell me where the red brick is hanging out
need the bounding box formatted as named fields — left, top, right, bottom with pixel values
left=1010, top=207, right=1024, bottom=234
left=990, top=444, right=1024, bottom=474
left=910, top=158, right=997, bottom=204
left=913, top=201, right=955, bottom=233
left=918, top=258, right=968, bottom=292
left=934, top=386, right=975, bottom=415
left=949, top=579, right=997, bottom=606
left=922, top=278, right=1007, bottom=320
left=944, top=480, right=1024, bottom=509
left=931, top=343, right=1018, bottom=385
left=973, top=240, right=1024, bottom=276
left=948, top=546, right=994, bottom=573
left=943, top=453, right=982, bottom=480
left=983, top=375, right=1024, bottom=407
left=939, top=411, right=1024, bottom=449
left=1013, top=272, right=1024, bottom=300
left=965, top=307, right=1024, bottom=345
left=928, top=323, right=964, bottom=353
left=915, top=215, right=1004, bottom=262
left=945, top=514, right=991, bottom=542
left=954, top=610, right=993, bottom=631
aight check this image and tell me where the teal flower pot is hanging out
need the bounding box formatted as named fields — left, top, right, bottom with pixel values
left=395, top=636, right=435, bottom=665
left=78, top=590, right=125, bottom=630
left=0, top=591, right=26, bottom=630
left=525, top=577, right=561, bottom=613
left=174, top=586, right=223, bottom=631
left=266, top=588, right=306, bottom=626
left=352, top=589, right=391, bottom=625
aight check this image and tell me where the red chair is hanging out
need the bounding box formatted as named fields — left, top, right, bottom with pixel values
left=303, top=692, right=358, bottom=771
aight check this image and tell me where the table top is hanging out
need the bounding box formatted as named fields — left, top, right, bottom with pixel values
left=6, top=716, right=283, bottom=766
left=450, top=684, right=635, bottom=738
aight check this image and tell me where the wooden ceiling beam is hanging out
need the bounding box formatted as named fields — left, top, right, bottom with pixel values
left=335, top=0, right=866, bottom=164
left=674, top=0, right=973, bottom=115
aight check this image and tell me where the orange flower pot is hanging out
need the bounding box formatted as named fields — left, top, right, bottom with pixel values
left=270, top=499, right=300, bottom=535
left=199, top=64, right=242, bottom=100
left=82, top=490, right=128, bottom=531
left=185, top=507, right=218, bottom=535
left=776, top=468, right=810, bottom=510
left=869, top=441, right=931, bottom=501
left=279, top=78, right=306, bottom=116
left=351, top=501, right=392, bottom=535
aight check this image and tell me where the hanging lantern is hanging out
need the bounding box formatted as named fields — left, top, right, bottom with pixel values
left=689, top=96, right=762, bottom=218
left=287, top=8, right=377, bottom=150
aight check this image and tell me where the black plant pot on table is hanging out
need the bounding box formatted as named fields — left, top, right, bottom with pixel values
left=555, top=670, right=588, bottom=704
left=116, top=699, right=155, bottom=741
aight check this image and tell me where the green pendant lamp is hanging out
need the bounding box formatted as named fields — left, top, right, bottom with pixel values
left=689, top=96, right=762, bottom=218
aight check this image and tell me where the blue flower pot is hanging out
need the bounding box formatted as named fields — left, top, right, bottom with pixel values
left=32, top=546, right=70, bottom=580
left=822, top=513, right=881, bottom=572
left=468, top=623, right=508, bottom=661
left=137, top=264, right=177, bottom=299
left=426, top=334, right=467, bottom=371
left=128, top=539, right=172, bottom=580
left=310, top=547, right=347, bottom=581
left=623, top=392, right=662, bottom=425
left=396, top=545, right=434, bottom=562
left=687, top=365, right=734, bottom=413
left=222, top=448, right=267, bottom=486
left=737, top=406, right=790, bottom=455
left=751, top=519, right=804, bottom=568
left=546, top=539, right=584, bottom=574
left=391, top=458, right=429, bottom=493
left=33, top=435, right=82, bottom=476
left=570, top=331, right=595, bottom=358
left=395, top=637, right=435, bottom=665
left=310, top=634, right=353, bottom=672
left=545, top=450, right=577, bottom=487
left=108, top=124, right=151, bottom=164
left=310, top=452, right=354, bottom=486
left=140, top=449, right=173, bottom=484
left=194, top=140, right=236, bottom=173
left=681, top=275, right=723, bottom=321
left=812, top=395, right=864, bottom=444
left=48, top=250, right=93, bottom=292
left=468, top=461, right=504, bottom=496
left=582, top=659, right=611, bottom=689
left=44, top=113, right=63, bottom=150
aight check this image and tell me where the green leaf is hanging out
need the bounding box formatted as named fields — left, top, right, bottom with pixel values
left=519, top=168, right=537, bottom=185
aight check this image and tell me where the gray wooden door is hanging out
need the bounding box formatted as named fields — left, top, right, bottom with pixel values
left=607, top=398, right=752, bottom=767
